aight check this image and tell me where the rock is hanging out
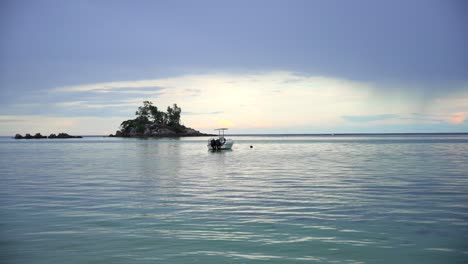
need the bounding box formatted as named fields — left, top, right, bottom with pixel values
left=55, top=133, right=82, bottom=138
left=34, top=133, right=47, bottom=139
left=57, top=133, right=69, bottom=138
left=15, top=132, right=82, bottom=139
left=148, top=123, right=159, bottom=130
left=128, top=128, right=137, bottom=137
left=143, top=127, right=152, bottom=137
left=183, top=127, right=200, bottom=135
left=157, top=128, right=177, bottom=136
left=113, top=123, right=212, bottom=138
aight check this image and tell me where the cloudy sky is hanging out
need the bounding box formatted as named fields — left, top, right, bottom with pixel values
left=1, top=0, right=467, bottom=135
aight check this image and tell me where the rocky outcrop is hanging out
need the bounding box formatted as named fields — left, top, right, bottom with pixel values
left=111, top=124, right=212, bottom=138
left=48, top=133, right=83, bottom=139
left=111, top=101, right=214, bottom=138
left=14, top=133, right=82, bottom=139
left=15, top=133, right=47, bottom=139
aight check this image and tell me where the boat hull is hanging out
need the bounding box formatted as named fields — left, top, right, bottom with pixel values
left=207, top=139, right=234, bottom=150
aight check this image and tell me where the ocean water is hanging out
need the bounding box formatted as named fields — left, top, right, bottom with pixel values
left=0, top=135, right=467, bottom=263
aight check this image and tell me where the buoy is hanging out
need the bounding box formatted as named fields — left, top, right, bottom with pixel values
left=250, top=145, right=253, bottom=148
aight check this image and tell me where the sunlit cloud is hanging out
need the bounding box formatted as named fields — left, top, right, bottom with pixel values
left=448, top=112, right=466, bottom=124
left=52, top=71, right=382, bottom=130
left=58, top=120, right=75, bottom=127
left=217, top=119, right=235, bottom=128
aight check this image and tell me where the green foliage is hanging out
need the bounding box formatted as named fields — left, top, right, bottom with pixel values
left=135, top=101, right=152, bottom=121
left=136, top=123, right=146, bottom=134
left=166, top=104, right=181, bottom=127
left=120, top=119, right=136, bottom=132
left=120, top=101, right=183, bottom=135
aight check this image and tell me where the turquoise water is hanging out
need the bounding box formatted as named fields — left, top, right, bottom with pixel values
left=1, top=135, right=467, bottom=263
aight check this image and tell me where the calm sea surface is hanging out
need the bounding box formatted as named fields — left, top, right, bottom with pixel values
left=1, top=135, right=467, bottom=263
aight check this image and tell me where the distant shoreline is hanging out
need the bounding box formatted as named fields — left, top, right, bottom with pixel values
left=13, top=133, right=82, bottom=139
left=3, top=132, right=468, bottom=138
left=223, top=132, right=468, bottom=136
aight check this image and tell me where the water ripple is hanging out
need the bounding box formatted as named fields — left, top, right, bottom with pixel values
left=1, top=135, right=467, bottom=263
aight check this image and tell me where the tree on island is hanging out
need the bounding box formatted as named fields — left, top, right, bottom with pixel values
left=115, top=101, right=203, bottom=137
left=132, top=101, right=181, bottom=126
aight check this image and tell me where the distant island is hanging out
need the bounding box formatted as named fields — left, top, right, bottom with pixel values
left=110, top=101, right=212, bottom=137
left=14, top=133, right=82, bottom=139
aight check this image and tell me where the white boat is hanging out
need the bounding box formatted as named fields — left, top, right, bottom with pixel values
left=207, top=128, right=234, bottom=150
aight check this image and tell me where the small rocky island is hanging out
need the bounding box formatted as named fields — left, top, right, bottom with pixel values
left=111, top=101, right=212, bottom=137
left=14, top=133, right=83, bottom=139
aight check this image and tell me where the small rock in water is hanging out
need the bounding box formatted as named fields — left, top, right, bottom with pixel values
left=15, top=132, right=82, bottom=139
left=34, top=133, right=47, bottom=139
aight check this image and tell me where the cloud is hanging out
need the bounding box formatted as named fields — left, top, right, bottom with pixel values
left=448, top=112, right=466, bottom=124
left=55, top=80, right=167, bottom=92
left=342, top=114, right=398, bottom=123
left=2, top=71, right=468, bottom=134
left=399, top=113, right=445, bottom=123
left=0, top=118, right=25, bottom=123
left=0, top=115, right=125, bottom=136
left=217, top=119, right=235, bottom=128
left=47, top=71, right=378, bottom=129
left=185, top=111, right=224, bottom=115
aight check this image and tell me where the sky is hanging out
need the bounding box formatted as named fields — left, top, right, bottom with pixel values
left=1, top=0, right=467, bottom=135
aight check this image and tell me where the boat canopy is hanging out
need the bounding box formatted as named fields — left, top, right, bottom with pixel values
left=214, top=128, right=228, bottom=137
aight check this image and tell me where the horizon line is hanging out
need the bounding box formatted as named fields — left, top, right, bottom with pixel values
left=2, top=132, right=468, bottom=137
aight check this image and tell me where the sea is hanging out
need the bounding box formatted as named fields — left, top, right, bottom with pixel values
left=0, top=134, right=467, bottom=263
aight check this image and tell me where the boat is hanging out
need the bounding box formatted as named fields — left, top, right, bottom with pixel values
left=207, top=128, right=234, bottom=150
